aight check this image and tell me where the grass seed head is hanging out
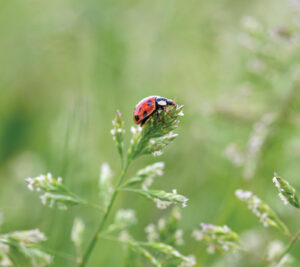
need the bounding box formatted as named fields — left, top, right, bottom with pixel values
left=127, top=105, right=184, bottom=161
left=111, top=110, right=125, bottom=158
left=273, top=173, right=300, bottom=208
left=192, top=224, right=239, bottom=254
left=99, top=163, right=114, bottom=209
left=71, top=217, right=85, bottom=254
left=235, top=189, right=290, bottom=235
left=25, top=173, right=84, bottom=209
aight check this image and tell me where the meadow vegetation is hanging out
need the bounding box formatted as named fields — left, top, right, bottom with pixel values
left=1, top=0, right=300, bottom=266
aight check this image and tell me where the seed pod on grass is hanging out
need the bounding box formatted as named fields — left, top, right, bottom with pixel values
left=71, top=217, right=85, bottom=261
left=128, top=241, right=161, bottom=267
left=273, top=174, right=300, bottom=208
left=0, top=229, right=52, bottom=267
left=111, top=110, right=125, bottom=158
left=99, top=163, right=114, bottom=209
left=145, top=207, right=184, bottom=246
left=123, top=162, right=165, bottom=189
left=235, top=189, right=290, bottom=236
left=25, top=173, right=84, bottom=210
left=141, top=242, right=195, bottom=266
left=106, top=209, right=137, bottom=234
left=122, top=188, right=188, bottom=210
left=192, top=224, right=239, bottom=254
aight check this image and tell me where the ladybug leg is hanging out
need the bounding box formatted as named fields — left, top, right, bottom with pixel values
left=156, top=111, right=161, bottom=122
left=140, top=116, right=150, bottom=126
left=155, top=108, right=163, bottom=122
left=149, top=109, right=162, bottom=123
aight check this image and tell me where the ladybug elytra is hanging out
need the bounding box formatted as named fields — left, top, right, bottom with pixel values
left=133, top=96, right=176, bottom=126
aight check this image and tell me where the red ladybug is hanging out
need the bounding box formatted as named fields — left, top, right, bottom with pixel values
left=133, top=96, right=176, bottom=126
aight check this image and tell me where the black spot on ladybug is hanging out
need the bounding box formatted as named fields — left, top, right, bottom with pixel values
left=143, top=111, right=148, bottom=118
left=135, top=115, right=139, bottom=121
left=139, top=107, right=142, bottom=111
left=147, top=100, right=152, bottom=103
left=147, top=103, right=152, bottom=107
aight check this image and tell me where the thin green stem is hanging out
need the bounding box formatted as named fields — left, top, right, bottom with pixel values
left=119, top=187, right=140, bottom=193
left=39, top=246, right=77, bottom=263
left=101, top=234, right=131, bottom=246
left=59, top=186, right=103, bottom=212
left=275, top=215, right=292, bottom=238
left=276, top=231, right=300, bottom=266
left=79, top=161, right=130, bottom=267
left=84, top=201, right=105, bottom=212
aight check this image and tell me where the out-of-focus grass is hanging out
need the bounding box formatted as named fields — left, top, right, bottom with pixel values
left=1, top=0, right=300, bottom=266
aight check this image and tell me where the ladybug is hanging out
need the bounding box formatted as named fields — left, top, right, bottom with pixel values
left=133, top=96, right=176, bottom=126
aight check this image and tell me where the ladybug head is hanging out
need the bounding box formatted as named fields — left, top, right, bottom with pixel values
left=166, top=99, right=176, bottom=106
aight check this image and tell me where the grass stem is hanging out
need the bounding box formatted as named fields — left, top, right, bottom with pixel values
left=79, top=161, right=130, bottom=267
left=276, top=231, right=300, bottom=265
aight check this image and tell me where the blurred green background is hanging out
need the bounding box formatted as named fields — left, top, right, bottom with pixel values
left=1, top=0, right=300, bottom=266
